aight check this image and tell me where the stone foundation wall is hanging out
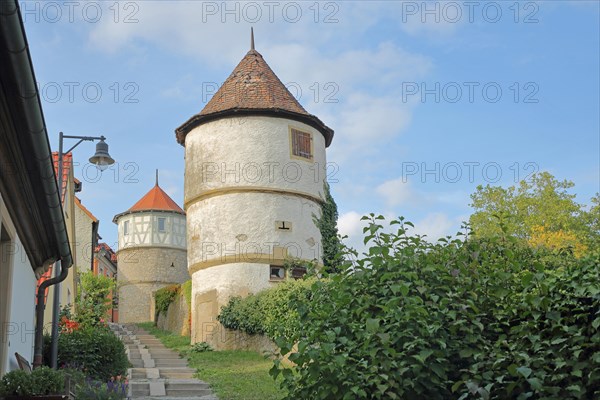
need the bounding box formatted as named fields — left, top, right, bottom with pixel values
left=117, top=247, right=188, bottom=323
left=156, top=289, right=191, bottom=337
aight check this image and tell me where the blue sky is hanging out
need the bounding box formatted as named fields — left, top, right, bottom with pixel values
left=21, top=0, right=599, bottom=251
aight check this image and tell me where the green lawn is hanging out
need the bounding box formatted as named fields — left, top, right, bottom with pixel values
left=136, top=323, right=285, bottom=400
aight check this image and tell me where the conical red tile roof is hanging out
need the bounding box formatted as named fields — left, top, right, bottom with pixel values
left=176, top=48, right=333, bottom=147
left=200, top=50, right=308, bottom=116
left=129, top=184, right=184, bottom=214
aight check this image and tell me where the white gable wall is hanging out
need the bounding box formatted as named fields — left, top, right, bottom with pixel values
left=0, top=194, right=36, bottom=374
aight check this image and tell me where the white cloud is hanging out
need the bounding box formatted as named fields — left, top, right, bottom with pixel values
left=376, top=178, right=420, bottom=207
left=338, top=211, right=364, bottom=238
left=86, top=3, right=432, bottom=164
left=411, top=212, right=456, bottom=240
left=338, top=210, right=368, bottom=254
left=338, top=210, right=463, bottom=257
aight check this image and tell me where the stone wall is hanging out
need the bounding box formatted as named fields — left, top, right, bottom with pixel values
left=190, top=262, right=282, bottom=350
left=155, top=285, right=277, bottom=355
left=73, top=200, right=94, bottom=273
left=156, top=289, right=191, bottom=337
left=117, top=247, right=189, bottom=323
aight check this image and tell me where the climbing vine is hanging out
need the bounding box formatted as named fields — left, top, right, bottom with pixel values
left=154, top=285, right=180, bottom=315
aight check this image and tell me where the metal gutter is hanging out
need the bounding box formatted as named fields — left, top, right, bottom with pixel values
left=0, top=0, right=73, bottom=368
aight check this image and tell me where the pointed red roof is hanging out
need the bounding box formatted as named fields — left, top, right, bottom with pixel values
left=128, top=184, right=184, bottom=214
left=200, top=49, right=309, bottom=117
left=176, top=48, right=333, bottom=147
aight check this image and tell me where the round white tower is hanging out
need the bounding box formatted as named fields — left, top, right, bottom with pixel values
left=176, top=34, right=334, bottom=348
left=113, top=174, right=189, bottom=323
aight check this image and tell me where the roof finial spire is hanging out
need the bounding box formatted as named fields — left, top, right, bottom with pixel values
left=250, top=27, right=255, bottom=51
left=155, top=169, right=159, bottom=186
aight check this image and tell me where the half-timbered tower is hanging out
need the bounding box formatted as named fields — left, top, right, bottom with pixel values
left=113, top=175, right=189, bottom=323
left=175, top=32, right=334, bottom=348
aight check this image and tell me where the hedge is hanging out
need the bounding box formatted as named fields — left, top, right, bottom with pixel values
left=218, top=278, right=315, bottom=341
left=268, top=215, right=599, bottom=399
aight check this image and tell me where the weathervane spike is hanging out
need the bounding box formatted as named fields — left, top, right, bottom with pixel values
left=250, top=27, right=255, bottom=51
left=155, top=169, right=159, bottom=186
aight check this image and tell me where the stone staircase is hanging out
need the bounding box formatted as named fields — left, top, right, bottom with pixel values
left=110, top=323, right=218, bottom=400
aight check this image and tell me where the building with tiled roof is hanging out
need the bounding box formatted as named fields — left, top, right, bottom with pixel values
left=37, top=152, right=78, bottom=324
left=113, top=173, right=189, bottom=323
left=128, top=184, right=185, bottom=214
left=177, top=31, right=334, bottom=350
left=93, top=242, right=118, bottom=322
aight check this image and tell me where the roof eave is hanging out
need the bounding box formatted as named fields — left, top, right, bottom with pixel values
left=175, top=108, right=334, bottom=148
left=112, top=208, right=186, bottom=224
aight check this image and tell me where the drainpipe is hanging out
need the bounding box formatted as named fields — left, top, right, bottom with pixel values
left=0, top=0, right=73, bottom=368
left=91, top=221, right=99, bottom=272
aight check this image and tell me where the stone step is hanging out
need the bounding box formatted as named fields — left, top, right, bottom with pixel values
left=131, top=383, right=150, bottom=396
left=166, top=382, right=211, bottom=390
left=165, top=381, right=213, bottom=397
left=155, top=360, right=190, bottom=367
left=144, top=346, right=173, bottom=350
left=148, top=352, right=182, bottom=359
left=160, top=369, right=197, bottom=379
left=130, top=368, right=147, bottom=379
left=140, top=344, right=170, bottom=349
left=165, top=388, right=214, bottom=397
left=114, top=323, right=216, bottom=399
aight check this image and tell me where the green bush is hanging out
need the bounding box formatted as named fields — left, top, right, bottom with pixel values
left=76, top=272, right=116, bottom=328
left=155, top=284, right=180, bottom=315
left=190, top=341, right=214, bottom=353
left=0, top=367, right=64, bottom=396
left=218, top=278, right=315, bottom=341
left=271, top=215, right=600, bottom=399
left=55, top=326, right=129, bottom=381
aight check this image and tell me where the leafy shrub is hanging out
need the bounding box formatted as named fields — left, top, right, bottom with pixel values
left=190, top=342, right=213, bottom=353
left=0, top=367, right=64, bottom=396
left=271, top=215, right=600, bottom=399
left=55, top=325, right=129, bottom=381
left=218, top=278, right=315, bottom=341
left=155, top=284, right=180, bottom=315
left=76, top=272, right=116, bottom=329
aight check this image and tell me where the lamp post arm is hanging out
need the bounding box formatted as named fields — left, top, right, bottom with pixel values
left=62, top=135, right=106, bottom=154
left=49, top=132, right=111, bottom=369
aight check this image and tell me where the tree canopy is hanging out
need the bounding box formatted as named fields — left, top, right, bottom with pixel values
left=469, top=172, right=598, bottom=255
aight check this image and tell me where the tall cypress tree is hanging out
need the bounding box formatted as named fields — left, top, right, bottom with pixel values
left=318, top=182, right=342, bottom=273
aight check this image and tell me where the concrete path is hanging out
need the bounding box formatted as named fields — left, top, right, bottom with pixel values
left=110, top=323, right=218, bottom=400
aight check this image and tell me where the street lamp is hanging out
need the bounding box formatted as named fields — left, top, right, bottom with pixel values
left=50, top=132, right=115, bottom=369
